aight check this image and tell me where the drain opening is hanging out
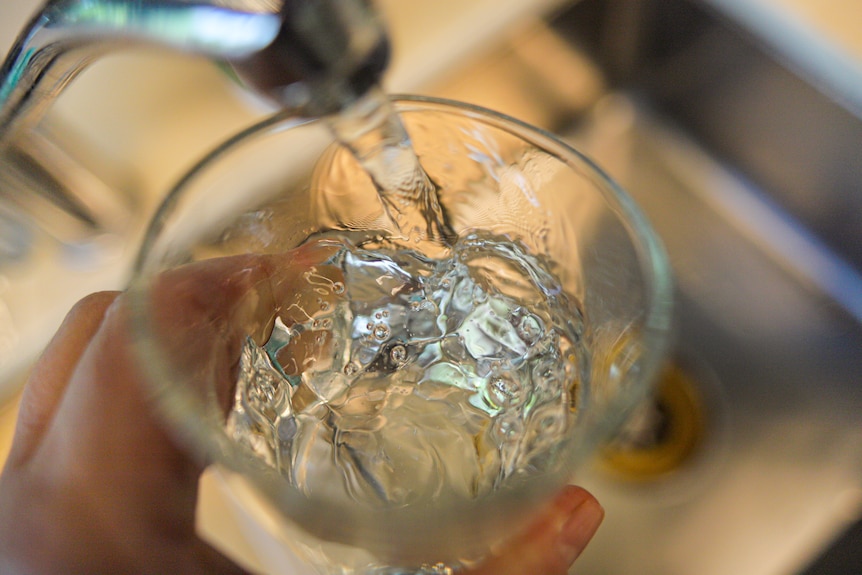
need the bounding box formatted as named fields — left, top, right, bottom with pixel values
left=599, top=360, right=707, bottom=481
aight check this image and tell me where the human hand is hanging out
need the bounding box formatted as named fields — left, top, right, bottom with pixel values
left=0, top=253, right=602, bottom=574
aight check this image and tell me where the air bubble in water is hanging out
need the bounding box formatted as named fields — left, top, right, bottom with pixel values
left=389, top=344, right=408, bottom=366
left=494, top=416, right=524, bottom=443
left=227, top=233, right=585, bottom=517
left=373, top=323, right=391, bottom=341
left=517, top=313, right=543, bottom=345
left=488, top=374, right=524, bottom=408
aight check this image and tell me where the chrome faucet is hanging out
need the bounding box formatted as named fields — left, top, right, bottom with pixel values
left=0, top=0, right=390, bottom=141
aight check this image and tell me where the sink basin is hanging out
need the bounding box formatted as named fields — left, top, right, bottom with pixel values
left=568, top=100, right=862, bottom=575
left=432, top=0, right=862, bottom=572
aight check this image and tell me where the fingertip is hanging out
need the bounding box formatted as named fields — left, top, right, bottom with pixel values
left=553, top=485, right=599, bottom=516
left=465, top=486, right=602, bottom=575
left=64, top=291, right=122, bottom=325
left=556, top=487, right=604, bottom=566
left=8, top=291, right=122, bottom=467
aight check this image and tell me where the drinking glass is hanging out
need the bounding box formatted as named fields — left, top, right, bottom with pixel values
left=128, top=95, right=673, bottom=573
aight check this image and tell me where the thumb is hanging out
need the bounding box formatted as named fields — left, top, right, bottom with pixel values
left=466, top=486, right=604, bottom=575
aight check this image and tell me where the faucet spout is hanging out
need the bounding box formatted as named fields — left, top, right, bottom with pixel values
left=0, top=0, right=389, bottom=141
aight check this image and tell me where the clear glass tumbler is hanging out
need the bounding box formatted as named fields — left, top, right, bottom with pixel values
left=129, top=95, right=673, bottom=573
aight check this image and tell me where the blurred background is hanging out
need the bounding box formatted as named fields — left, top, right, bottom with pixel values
left=0, top=0, right=861, bottom=573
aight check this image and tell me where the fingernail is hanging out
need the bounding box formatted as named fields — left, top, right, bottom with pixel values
left=557, top=497, right=604, bottom=565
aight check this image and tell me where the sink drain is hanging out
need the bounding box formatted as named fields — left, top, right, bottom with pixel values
left=598, top=359, right=707, bottom=481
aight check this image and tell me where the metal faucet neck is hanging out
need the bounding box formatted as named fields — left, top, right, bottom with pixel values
left=0, top=0, right=389, bottom=142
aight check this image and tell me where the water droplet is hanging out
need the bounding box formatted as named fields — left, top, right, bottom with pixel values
left=494, top=416, right=523, bottom=442
left=382, top=310, right=389, bottom=318
left=344, top=363, right=359, bottom=376
left=320, top=302, right=330, bottom=312
left=538, top=412, right=564, bottom=435
left=332, top=282, right=345, bottom=294
left=366, top=322, right=375, bottom=331
left=375, top=312, right=382, bottom=320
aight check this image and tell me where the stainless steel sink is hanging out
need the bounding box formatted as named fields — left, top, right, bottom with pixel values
left=432, top=0, right=862, bottom=572
left=569, top=101, right=862, bottom=575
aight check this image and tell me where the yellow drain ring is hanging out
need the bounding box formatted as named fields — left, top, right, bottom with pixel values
left=599, top=361, right=706, bottom=481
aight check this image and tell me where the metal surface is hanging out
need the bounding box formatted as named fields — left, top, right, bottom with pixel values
left=553, top=0, right=862, bottom=278
left=0, top=0, right=388, bottom=141
left=433, top=1, right=862, bottom=572
left=568, top=100, right=862, bottom=575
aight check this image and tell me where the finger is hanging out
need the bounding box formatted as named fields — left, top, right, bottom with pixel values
left=16, top=287, right=253, bottom=574
left=15, top=253, right=322, bottom=572
left=29, top=254, right=310, bottom=517
left=150, top=244, right=337, bottom=343
left=467, top=486, right=604, bottom=575
left=6, top=291, right=120, bottom=467
left=144, top=247, right=339, bottom=414
left=26, top=254, right=300, bottom=488
left=34, top=294, right=205, bottom=518
left=145, top=253, right=301, bottom=414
